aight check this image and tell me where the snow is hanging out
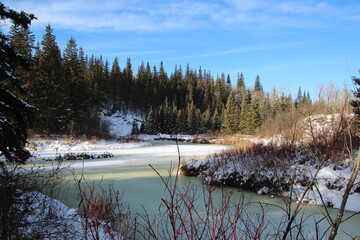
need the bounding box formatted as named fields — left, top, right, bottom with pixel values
left=137, top=134, right=195, bottom=141
left=20, top=192, right=123, bottom=239
left=28, top=138, right=151, bottom=159
left=183, top=142, right=360, bottom=212
left=100, top=110, right=143, bottom=137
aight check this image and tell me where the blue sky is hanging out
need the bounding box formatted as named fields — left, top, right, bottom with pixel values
left=3, top=0, right=360, bottom=97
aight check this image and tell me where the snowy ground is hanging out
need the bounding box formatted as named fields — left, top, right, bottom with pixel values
left=28, top=138, right=151, bottom=159
left=17, top=191, right=123, bottom=239
left=100, top=110, right=143, bottom=137
left=181, top=113, right=360, bottom=212
left=185, top=155, right=360, bottom=212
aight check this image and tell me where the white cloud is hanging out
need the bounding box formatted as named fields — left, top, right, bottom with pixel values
left=3, top=0, right=360, bottom=33
left=162, top=40, right=317, bottom=61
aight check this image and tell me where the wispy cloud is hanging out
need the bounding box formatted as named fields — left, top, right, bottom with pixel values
left=163, top=40, right=318, bottom=61
left=4, top=0, right=360, bottom=32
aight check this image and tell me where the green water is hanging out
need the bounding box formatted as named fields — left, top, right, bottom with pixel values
left=31, top=141, right=360, bottom=239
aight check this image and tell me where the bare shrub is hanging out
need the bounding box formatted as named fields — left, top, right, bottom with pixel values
left=137, top=159, right=271, bottom=239
left=0, top=162, right=68, bottom=239
left=74, top=174, right=136, bottom=239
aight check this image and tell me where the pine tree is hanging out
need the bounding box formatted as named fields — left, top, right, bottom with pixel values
left=203, top=107, right=213, bottom=131
left=130, top=120, right=139, bottom=135
left=0, top=3, right=36, bottom=163
left=238, top=90, right=260, bottom=134
left=295, top=87, right=302, bottom=108
left=8, top=24, right=35, bottom=94
left=306, top=91, right=312, bottom=104
left=236, top=72, right=246, bottom=105
left=63, top=37, right=89, bottom=131
left=212, top=108, right=221, bottom=130
left=146, top=107, right=155, bottom=134
left=222, top=90, right=239, bottom=133
left=239, top=91, right=251, bottom=134
left=122, top=58, right=133, bottom=108
left=109, top=57, right=122, bottom=110
left=351, top=75, right=360, bottom=129
left=187, top=102, right=199, bottom=134
left=176, top=109, right=187, bottom=134
left=32, top=24, right=70, bottom=134
left=254, top=75, right=263, bottom=92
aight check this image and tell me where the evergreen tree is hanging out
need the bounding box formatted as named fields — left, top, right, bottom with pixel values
left=175, top=109, right=187, bottom=134
left=212, top=108, right=221, bottom=130
left=109, top=57, right=122, bottom=110
left=0, top=3, right=35, bottom=163
left=63, top=37, right=90, bottom=131
left=306, top=91, right=312, bottom=104
left=8, top=24, right=35, bottom=94
left=295, top=87, right=302, bottom=108
left=222, top=90, right=239, bottom=133
left=203, top=107, right=213, bottom=131
left=236, top=72, right=246, bottom=105
left=351, top=75, right=360, bottom=129
left=187, top=102, right=199, bottom=134
left=239, top=90, right=260, bottom=134
left=122, top=58, right=133, bottom=107
left=254, top=75, right=263, bottom=92
left=32, top=24, right=69, bottom=134
left=146, top=107, right=155, bottom=134
left=239, top=91, right=251, bottom=134
left=130, top=120, right=139, bottom=135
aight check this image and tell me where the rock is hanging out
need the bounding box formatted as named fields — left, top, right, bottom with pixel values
left=48, top=152, right=114, bottom=161
left=179, top=164, right=201, bottom=176
left=257, top=186, right=270, bottom=195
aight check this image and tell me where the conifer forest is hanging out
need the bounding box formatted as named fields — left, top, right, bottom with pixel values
left=10, top=24, right=313, bottom=137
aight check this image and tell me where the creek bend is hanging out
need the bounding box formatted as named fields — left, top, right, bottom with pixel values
left=31, top=140, right=360, bottom=239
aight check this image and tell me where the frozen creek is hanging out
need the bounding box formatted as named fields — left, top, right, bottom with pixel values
left=30, top=140, right=360, bottom=239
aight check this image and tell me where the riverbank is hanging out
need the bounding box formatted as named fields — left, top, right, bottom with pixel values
left=180, top=142, right=360, bottom=212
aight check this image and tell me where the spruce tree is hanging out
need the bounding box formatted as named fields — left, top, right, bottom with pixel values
left=236, top=72, right=246, bottom=105
left=187, top=102, right=199, bottom=134
left=203, top=107, right=213, bottom=131
left=176, top=109, right=187, bottom=134
left=254, top=75, right=263, bottom=92
left=351, top=75, right=360, bottom=129
left=33, top=24, right=69, bottom=134
left=109, top=57, right=122, bottom=110
left=8, top=24, right=35, bottom=94
left=239, top=90, right=261, bottom=134
left=130, top=120, right=139, bottom=135
left=63, top=37, right=89, bottom=131
left=212, top=108, right=221, bottom=130
left=222, top=90, right=239, bottom=133
left=295, top=87, right=302, bottom=108
left=239, top=91, right=250, bottom=134
left=146, top=107, right=155, bottom=134
left=0, top=3, right=35, bottom=163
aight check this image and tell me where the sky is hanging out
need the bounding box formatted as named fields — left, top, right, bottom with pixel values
left=3, top=0, right=360, bottom=98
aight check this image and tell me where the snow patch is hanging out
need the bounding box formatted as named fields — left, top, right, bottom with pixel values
left=101, top=111, right=143, bottom=137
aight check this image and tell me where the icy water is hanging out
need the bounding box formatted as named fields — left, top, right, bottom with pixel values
left=31, top=141, right=360, bottom=239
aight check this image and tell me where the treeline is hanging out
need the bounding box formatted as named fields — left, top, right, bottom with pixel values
left=10, top=23, right=313, bottom=136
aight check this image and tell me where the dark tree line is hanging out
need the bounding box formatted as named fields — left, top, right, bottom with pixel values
left=7, top=23, right=313, bottom=136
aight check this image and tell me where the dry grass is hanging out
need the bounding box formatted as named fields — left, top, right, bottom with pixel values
left=215, top=134, right=255, bottom=148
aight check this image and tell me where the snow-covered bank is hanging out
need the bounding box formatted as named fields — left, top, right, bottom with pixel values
left=27, top=138, right=151, bottom=159
left=181, top=146, right=360, bottom=212
left=101, top=110, right=143, bottom=137
left=16, top=191, right=123, bottom=239
left=137, top=134, right=193, bottom=141
left=28, top=138, right=150, bottom=152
